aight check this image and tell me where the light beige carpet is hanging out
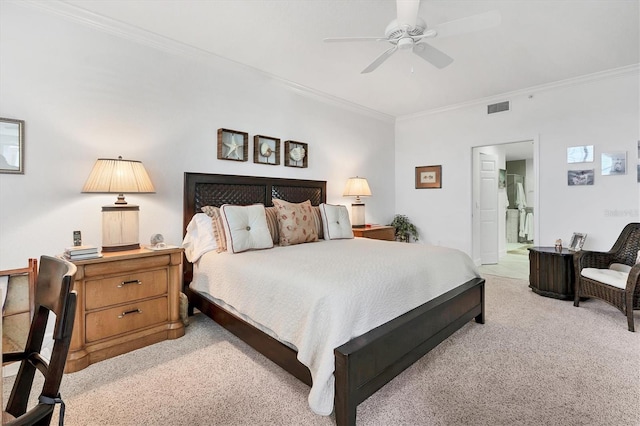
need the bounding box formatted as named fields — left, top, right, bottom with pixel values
left=4, top=275, right=639, bottom=425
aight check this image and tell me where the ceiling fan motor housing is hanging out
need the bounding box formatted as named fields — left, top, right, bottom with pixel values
left=385, top=17, right=427, bottom=40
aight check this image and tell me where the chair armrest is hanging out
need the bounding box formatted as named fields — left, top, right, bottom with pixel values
left=575, top=250, right=615, bottom=271
left=626, top=263, right=640, bottom=294
left=2, top=351, right=27, bottom=364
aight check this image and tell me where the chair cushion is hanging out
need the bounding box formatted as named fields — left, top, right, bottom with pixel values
left=581, top=267, right=629, bottom=289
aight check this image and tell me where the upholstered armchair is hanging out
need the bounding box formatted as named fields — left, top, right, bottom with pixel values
left=573, top=223, right=640, bottom=332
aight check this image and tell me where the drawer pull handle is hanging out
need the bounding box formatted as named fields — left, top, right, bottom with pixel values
left=118, top=308, right=142, bottom=319
left=117, top=279, right=142, bottom=288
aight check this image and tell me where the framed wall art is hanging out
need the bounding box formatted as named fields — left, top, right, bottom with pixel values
left=217, top=128, right=248, bottom=162
left=415, top=165, right=442, bottom=189
left=0, top=117, right=24, bottom=174
left=567, top=145, right=594, bottom=164
left=253, top=135, right=280, bottom=165
left=601, top=151, right=626, bottom=175
left=284, top=140, right=308, bottom=168
left=567, top=169, right=594, bottom=186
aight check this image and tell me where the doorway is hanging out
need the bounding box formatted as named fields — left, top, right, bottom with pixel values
left=472, top=139, right=538, bottom=280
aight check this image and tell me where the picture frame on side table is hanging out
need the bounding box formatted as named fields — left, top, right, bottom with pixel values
left=217, top=128, right=248, bottom=162
left=0, top=117, right=24, bottom=174
left=284, top=140, right=308, bottom=168
left=254, top=135, right=280, bottom=165
left=415, top=165, right=442, bottom=189
left=568, top=232, right=587, bottom=251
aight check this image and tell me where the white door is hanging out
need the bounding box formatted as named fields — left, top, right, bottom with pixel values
left=480, top=153, right=499, bottom=264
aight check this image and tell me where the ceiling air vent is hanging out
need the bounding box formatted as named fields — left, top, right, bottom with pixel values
left=487, top=101, right=510, bottom=114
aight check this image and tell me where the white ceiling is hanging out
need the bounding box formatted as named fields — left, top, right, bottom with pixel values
left=60, top=0, right=639, bottom=118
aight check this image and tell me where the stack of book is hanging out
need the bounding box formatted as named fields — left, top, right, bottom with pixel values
left=63, top=245, right=102, bottom=261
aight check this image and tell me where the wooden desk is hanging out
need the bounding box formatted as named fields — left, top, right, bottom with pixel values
left=352, top=226, right=396, bottom=241
left=528, top=246, right=576, bottom=300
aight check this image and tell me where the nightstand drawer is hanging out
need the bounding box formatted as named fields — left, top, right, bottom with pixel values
left=85, top=269, right=168, bottom=310
left=85, top=296, right=168, bottom=342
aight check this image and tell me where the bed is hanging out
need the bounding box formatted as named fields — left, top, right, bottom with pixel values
left=182, top=172, right=485, bottom=425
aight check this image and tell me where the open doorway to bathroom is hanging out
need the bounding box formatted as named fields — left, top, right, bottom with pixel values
left=472, top=140, right=537, bottom=280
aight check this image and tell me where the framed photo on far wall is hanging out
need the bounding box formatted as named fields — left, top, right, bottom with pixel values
left=601, top=152, right=626, bottom=175
left=568, top=169, right=594, bottom=186
left=415, top=165, right=442, bottom=189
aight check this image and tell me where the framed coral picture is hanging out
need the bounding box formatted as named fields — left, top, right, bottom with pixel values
left=217, top=128, right=248, bottom=162
left=284, top=140, right=308, bottom=168
left=253, top=135, right=280, bottom=165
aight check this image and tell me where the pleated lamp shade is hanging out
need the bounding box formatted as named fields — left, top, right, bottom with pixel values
left=82, top=156, right=155, bottom=252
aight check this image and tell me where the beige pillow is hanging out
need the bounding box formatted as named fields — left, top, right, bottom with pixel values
left=312, top=206, right=324, bottom=240
left=264, top=206, right=280, bottom=245
left=201, top=205, right=227, bottom=252
left=219, top=204, right=273, bottom=253
left=272, top=199, right=319, bottom=246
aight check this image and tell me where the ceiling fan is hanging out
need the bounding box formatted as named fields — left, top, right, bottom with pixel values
left=323, top=0, right=501, bottom=73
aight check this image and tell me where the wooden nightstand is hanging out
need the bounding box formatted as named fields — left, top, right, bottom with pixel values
left=352, top=225, right=396, bottom=241
left=65, top=247, right=185, bottom=372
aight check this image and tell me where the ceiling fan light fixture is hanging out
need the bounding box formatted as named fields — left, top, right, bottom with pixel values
left=397, top=38, right=414, bottom=50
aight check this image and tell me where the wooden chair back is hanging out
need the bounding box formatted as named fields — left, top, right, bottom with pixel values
left=3, top=255, right=77, bottom=425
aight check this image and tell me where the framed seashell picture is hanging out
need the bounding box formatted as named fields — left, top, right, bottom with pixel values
left=217, top=128, right=248, bottom=162
left=284, top=140, right=308, bottom=168
left=253, top=135, right=280, bottom=165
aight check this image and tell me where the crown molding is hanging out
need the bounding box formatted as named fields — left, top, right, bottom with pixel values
left=14, top=0, right=394, bottom=124
left=398, top=64, right=640, bottom=122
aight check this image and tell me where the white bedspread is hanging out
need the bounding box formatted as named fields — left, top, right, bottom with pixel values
left=190, top=238, right=480, bottom=415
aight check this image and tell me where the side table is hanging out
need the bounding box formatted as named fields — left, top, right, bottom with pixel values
left=528, top=246, right=576, bottom=300
left=352, top=225, right=396, bottom=241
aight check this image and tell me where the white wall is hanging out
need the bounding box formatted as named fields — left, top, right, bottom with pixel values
left=0, top=3, right=395, bottom=269
left=396, top=69, right=639, bottom=256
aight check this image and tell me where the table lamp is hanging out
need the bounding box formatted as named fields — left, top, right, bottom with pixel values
left=343, top=177, right=371, bottom=228
left=82, top=156, right=155, bottom=252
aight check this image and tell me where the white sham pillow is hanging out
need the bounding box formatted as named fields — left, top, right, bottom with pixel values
left=181, top=213, right=217, bottom=263
left=220, top=204, right=274, bottom=253
left=319, top=203, right=354, bottom=240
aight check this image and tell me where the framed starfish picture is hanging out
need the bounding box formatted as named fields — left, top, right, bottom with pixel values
left=217, top=128, right=248, bottom=162
left=253, top=135, right=280, bottom=165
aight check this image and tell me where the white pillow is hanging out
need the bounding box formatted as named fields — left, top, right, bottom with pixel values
left=320, top=203, right=354, bottom=240
left=181, top=213, right=217, bottom=263
left=220, top=204, right=274, bottom=253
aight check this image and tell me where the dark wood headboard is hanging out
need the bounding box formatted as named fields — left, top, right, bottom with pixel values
left=182, top=172, right=327, bottom=284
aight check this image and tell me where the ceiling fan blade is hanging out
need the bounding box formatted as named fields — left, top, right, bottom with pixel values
left=413, top=43, right=453, bottom=69
left=323, top=36, right=387, bottom=43
left=433, top=10, right=501, bottom=39
left=361, top=46, right=398, bottom=74
left=396, top=0, right=420, bottom=28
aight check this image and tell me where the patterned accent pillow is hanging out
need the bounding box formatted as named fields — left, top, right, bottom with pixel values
left=272, top=199, right=319, bottom=246
left=264, top=206, right=280, bottom=245
left=201, top=205, right=227, bottom=252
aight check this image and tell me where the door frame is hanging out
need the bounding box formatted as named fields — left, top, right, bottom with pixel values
left=471, top=136, right=540, bottom=266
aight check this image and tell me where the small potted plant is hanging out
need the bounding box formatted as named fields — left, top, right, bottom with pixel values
left=388, top=214, right=419, bottom=243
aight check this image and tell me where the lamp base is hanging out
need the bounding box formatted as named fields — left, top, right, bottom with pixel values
left=102, top=205, right=140, bottom=252
left=351, top=203, right=366, bottom=228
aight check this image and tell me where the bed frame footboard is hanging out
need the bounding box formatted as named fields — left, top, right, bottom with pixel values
left=333, top=277, right=485, bottom=426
